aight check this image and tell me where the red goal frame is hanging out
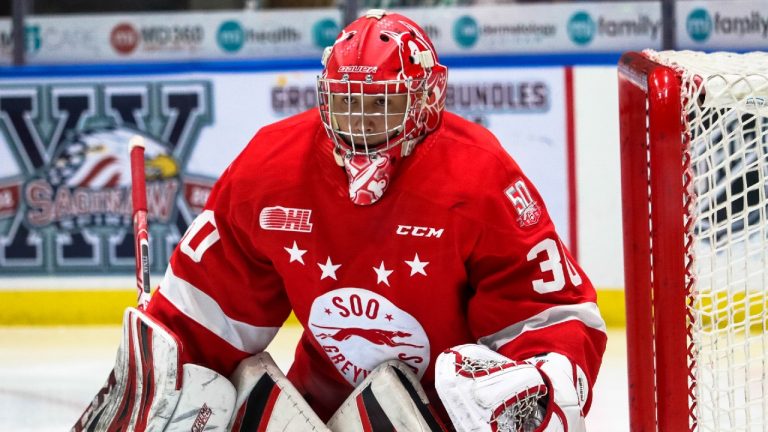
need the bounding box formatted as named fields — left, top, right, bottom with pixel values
left=618, top=51, right=695, bottom=432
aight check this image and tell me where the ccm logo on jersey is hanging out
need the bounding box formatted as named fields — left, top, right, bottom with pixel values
left=505, top=179, right=541, bottom=228
left=396, top=225, right=444, bottom=238
left=259, top=206, right=313, bottom=233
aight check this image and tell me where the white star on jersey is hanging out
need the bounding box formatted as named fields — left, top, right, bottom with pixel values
left=405, top=253, right=429, bottom=276
left=284, top=241, right=307, bottom=265
left=318, top=256, right=341, bottom=280
left=373, top=261, right=393, bottom=286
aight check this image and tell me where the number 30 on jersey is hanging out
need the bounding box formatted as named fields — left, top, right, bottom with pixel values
left=527, top=238, right=582, bottom=294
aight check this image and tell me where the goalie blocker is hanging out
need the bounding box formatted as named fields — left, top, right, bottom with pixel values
left=72, top=308, right=446, bottom=432
left=72, top=307, right=236, bottom=431
left=71, top=308, right=327, bottom=432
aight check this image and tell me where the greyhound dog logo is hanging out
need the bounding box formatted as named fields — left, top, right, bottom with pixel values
left=309, top=287, right=431, bottom=385
left=312, top=324, right=425, bottom=348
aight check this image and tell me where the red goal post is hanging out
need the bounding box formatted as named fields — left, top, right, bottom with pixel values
left=619, top=50, right=768, bottom=432
left=619, top=51, right=690, bottom=432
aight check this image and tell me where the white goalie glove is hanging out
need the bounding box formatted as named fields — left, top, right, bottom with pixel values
left=435, top=344, right=588, bottom=432
left=72, top=308, right=237, bottom=432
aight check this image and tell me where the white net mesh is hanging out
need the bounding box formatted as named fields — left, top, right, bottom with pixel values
left=456, top=357, right=545, bottom=432
left=646, top=50, right=768, bottom=432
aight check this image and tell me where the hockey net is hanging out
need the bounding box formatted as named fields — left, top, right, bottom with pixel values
left=619, top=50, right=768, bottom=432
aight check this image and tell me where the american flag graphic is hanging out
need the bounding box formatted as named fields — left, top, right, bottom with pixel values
left=49, top=127, right=173, bottom=188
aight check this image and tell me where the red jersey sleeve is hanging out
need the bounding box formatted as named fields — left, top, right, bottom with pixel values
left=466, top=157, right=606, bottom=413
left=146, top=144, right=292, bottom=377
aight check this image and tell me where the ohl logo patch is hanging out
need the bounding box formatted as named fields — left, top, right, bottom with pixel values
left=0, top=81, right=215, bottom=275
left=309, top=288, right=430, bottom=387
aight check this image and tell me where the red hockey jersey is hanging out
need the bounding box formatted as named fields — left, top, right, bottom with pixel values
left=146, top=109, right=607, bottom=422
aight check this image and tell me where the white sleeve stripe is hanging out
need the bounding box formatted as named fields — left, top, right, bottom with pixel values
left=158, top=265, right=280, bottom=354
left=477, top=302, right=606, bottom=350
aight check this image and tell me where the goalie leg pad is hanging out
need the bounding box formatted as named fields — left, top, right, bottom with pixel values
left=164, top=364, right=237, bottom=431
left=72, top=307, right=237, bottom=432
left=327, top=360, right=447, bottom=432
left=227, top=352, right=328, bottom=432
left=73, top=307, right=184, bottom=432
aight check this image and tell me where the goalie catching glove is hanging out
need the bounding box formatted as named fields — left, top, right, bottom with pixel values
left=435, top=344, right=588, bottom=432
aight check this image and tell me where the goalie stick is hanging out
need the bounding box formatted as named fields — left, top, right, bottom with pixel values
left=130, top=135, right=152, bottom=310
left=71, top=135, right=157, bottom=431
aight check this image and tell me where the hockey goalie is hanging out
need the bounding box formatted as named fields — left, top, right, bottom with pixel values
left=73, top=9, right=606, bottom=432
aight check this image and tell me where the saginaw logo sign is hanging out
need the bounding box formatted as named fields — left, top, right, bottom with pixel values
left=0, top=81, right=215, bottom=275
left=309, top=288, right=430, bottom=386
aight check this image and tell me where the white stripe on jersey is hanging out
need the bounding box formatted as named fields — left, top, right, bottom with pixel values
left=477, top=302, right=606, bottom=350
left=158, top=265, right=280, bottom=354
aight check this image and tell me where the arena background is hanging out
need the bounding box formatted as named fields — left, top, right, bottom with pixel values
left=1, top=1, right=766, bottom=431
left=2, top=1, right=764, bottom=327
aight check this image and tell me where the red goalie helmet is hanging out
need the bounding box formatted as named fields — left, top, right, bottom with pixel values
left=317, top=10, right=448, bottom=205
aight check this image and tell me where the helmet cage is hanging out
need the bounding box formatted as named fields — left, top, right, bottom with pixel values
left=317, top=75, right=428, bottom=158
